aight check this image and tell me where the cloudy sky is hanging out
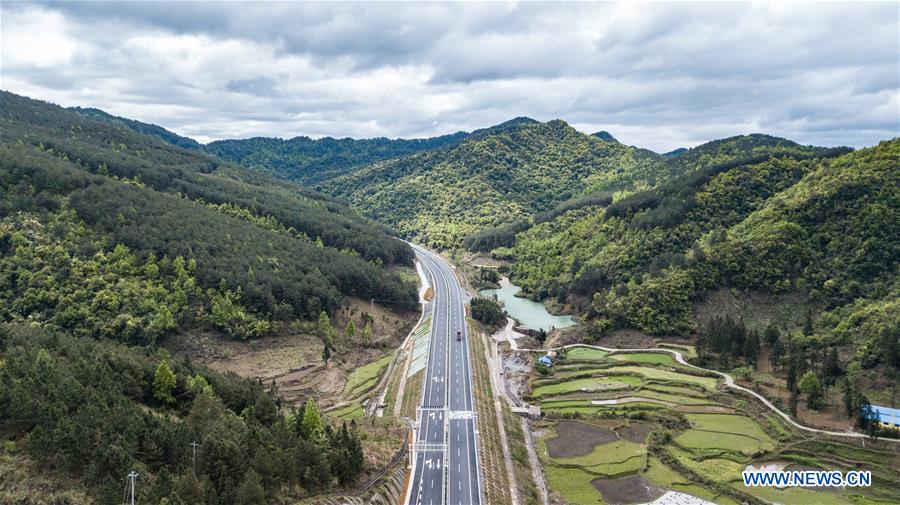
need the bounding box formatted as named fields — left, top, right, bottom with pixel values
left=2, top=2, right=898, bottom=151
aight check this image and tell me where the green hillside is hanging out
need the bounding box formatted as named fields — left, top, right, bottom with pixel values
left=509, top=137, right=898, bottom=374
left=70, top=106, right=203, bottom=150
left=0, top=91, right=416, bottom=343
left=322, top=118, right=678, bottom=249
left=206, top=131, right=469, bottom=185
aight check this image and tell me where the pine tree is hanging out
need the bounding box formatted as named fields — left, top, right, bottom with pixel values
left=361, top=321, right=373, bottom=344
left=744, top=329, right=760, bottom=364
left=764, top=323, right=780, bottom=347
left=153, top=359, right=177, bottom=405
left=803, top=311, right=814, bottom=336
left=879, top=327, right=899, bottom=370
left=299, top=399, right=325, bottom=445
left=769, top=336, right=783, bottom=369
left=823, top=347, right=841, bottom=386
left=842, top=377, right=856, bottom=418
left=322, top=345, right=331, bottom=366
left=344, top=320, right=356, bottom=339
left=786, top=351, right=797, bottom=393
left=317, top=311, right=334, bottom=347
left=235, top=469, right=265, bottom=505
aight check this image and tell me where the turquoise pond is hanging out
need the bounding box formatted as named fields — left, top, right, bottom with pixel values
left=479, top=277, right=575, bottom=331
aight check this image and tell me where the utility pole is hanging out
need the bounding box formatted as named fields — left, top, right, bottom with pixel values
left=191, top=440, right=199, bottom=473
left=125, top=471, right=138, bottom=505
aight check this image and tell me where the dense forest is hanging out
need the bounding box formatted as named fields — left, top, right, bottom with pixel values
left=0, top=91, right=417, bottom=342
left=0, top=91, right=414, bottom=501
left=0, top=324, right=365, bottom=504
left=70, top=106, right=203, bottom=150
left=206, top=131, right=469, bottom=185
left=322, top=118, right=681, bottom=249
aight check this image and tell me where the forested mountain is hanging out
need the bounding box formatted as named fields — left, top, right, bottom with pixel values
left=0, top=91, right=412, bottom=503
left=206, top=131, right=469, bottom=185
left=321, top=118, right=681, bottom=249
left=0, top=91, right=416, bottom=343
left=508, top=136, right=898, bottom=373
left=70, top=106, right=203, bottom=150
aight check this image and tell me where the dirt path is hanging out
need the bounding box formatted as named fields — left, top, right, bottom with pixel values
left=515, top=343, right=900, bottom=444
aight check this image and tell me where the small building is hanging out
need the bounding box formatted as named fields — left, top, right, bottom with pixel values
left=537, top=356, right=553, bottom=367
left=868, top=405, right=900, bottom=431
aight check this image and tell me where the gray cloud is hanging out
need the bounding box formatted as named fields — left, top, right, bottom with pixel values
left=2, top=1, right=897, bottom=151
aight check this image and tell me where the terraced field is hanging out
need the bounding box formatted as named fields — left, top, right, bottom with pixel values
left=523, top=348, right=900, bottom=505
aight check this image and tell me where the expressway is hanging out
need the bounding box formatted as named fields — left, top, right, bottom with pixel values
left=408, top=244, right=481, bottom=505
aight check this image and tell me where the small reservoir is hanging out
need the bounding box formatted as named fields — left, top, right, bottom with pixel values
left=480, top=277, right=575, bottom=331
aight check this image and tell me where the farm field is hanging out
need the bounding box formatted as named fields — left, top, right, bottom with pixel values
left=566, top=346, right=610, bottom=361
left=522, top=351, right=900, bottom=505
left=610, top=352, right=678, bottom=365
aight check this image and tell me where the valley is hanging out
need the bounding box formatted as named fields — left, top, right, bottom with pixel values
left=1, top=90, right=897, bottom=505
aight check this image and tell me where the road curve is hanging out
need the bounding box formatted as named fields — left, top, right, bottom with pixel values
left=408, top=245, right=482, bottom=505
left=515, top=343, right=900, bottom=443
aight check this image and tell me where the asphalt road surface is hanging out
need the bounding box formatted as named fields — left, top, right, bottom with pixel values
left=408, top=245, right=481, bottom=505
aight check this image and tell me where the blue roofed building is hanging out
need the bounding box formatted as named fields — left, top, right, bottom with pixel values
left=866, top=405, right=900, bottom=431
left=537, top=356, right=553, bottom=367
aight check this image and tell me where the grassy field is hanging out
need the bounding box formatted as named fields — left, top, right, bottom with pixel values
left=610, top=352, right=677, bottom=365
left=329, top=402, right=364, bottom=420
left=606, top=365, right=719, bottom=390
left=676, top=429, right=772, bottom=454
left=532, top=375, right=642, bottom=397
left=549, top=439, right=644, bottom=467
left=343, top=354, right=393, bottom=397
left=565, top=346, right=609, bottom=361
left=544, top=465, right=604, bottom=505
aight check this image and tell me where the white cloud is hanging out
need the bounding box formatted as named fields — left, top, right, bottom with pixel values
left=1, top=1, right=897, bottom=152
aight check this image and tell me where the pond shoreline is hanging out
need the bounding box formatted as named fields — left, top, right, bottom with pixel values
left=479, top=276, right=575, bottom=332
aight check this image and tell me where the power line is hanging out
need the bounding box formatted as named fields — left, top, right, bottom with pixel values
left=191, top=440, right=199, bottom=473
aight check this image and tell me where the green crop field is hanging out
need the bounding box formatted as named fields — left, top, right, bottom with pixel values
left=642, top=383, right=709, bottom=398
left=532, top=376, right=641, bottom=397
left=675, top=429, right=774, bottom=454
left=529, top=359, right=898, bottom=505
left=684, top=413, right=773, bottom=440
left=565, top=347, right=609, bottom=361
left=543, top=465, right=604, bottom=505
left=605, top=365, right=719, bottom=390
left=329, top=403, right=364, bottom=420
left=548, top=439, right=645, bottom=467
left=610, top=352, right=677, bottom=365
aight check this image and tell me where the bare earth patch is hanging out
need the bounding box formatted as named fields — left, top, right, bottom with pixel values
left=616, top=421, right=654, bottom=443
left=592, top=474, right=665, bottom=505
left=546, top=421, right=618, bottom=458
